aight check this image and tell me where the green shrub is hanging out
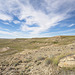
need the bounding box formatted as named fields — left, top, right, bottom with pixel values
left=52, top=41, right=58, bottom=44
left=50, top=53, right=75, bottom=65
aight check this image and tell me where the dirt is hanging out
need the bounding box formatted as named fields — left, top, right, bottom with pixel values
left=0, top=47, right=10, bottom=52
left=0, top=42, right=75, bottom=75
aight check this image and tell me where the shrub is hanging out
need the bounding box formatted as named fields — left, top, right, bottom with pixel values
left=37, top=62, right=41, bottom=65
left=45, top=58, right=51, bottom=66
left=52, top=41, right=58, bottom=44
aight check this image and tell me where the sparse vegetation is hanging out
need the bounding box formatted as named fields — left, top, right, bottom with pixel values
left=37, top=61, right=41, bottom=65
left=50, top=53, right=75, bottom=65
left=0, top=36, right=75, bottom=57
left=0, top=36, right=75, bottom=75
left=24, top=59, right=32, bottom=63
left=52, top=41, right=58, bottom=44
left=62, top=67, right=75, bottom=71
left=45, top=58, right=51, bottom=65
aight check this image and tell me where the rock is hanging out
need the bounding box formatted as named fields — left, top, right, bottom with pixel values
left=58, top=55, right=75, bottom=68
left=0, top=47, right=10, bottom=52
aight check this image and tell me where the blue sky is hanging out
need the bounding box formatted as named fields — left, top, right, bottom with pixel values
left=0, top=0, right=75, bottom=38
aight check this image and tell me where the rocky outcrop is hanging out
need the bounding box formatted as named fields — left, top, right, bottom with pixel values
left=58, top=55, right=75, bottom=68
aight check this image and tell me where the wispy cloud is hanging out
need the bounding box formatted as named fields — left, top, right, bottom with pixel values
left=19, top=0, right=75, bottom=35
left=0, top=30, right=22, bottom=36
left=0, top=27, right=9, bottom=31
left=0, top=30, right=11, bottom=35
left=41, top=29, right=75, bottom=37
left=0, top=13, right=12, bottom=21
left=0, top=30, right=30, bottom=38
left=68, top=24, right=75, bottom=27
left=13, top=20, right=20, bottom=24
left=0, top=0, right=75, bottom=37
left=0, top=28, right=75, bottom=38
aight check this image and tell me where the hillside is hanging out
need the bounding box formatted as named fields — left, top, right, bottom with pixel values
left=0, top=36, right=75, bottom=75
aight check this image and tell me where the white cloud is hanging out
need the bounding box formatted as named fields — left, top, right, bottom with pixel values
left=0, top=30, right=31, bottom=38
left=68, top=24, right=75, bottom=27
left=0, top=29, right=75, bottom=38
left=18, top=0, right=75, bottom=35
left=0, top=13, right=12, bottom=21
left=0, top=27, right=9, bottom=31
left=41, top=29, right=75, bottom=37
left=13, top=20, right=20, bottom=24
left=2, top=22, right=14, bottom=27
left=0, top=30, right=11, bottom=35
left=0, top=30, right=21, bottom=36
left=0, top=0, right=75, bottom=37
left=3, top=22, right=9, bottom=25
left=19, top=4, right=67, bottom=34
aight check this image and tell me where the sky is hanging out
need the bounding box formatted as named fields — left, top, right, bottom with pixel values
left=0, top=0, right=75, bottom=38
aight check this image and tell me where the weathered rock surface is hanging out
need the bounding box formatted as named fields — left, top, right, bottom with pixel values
left=58, top=55, right=75, bottom=68
left=0, top=43, right=75, bottom=75
left=0, top=47, right=10, bottom=52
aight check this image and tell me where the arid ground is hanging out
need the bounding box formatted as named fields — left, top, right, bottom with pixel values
left=0, top=36, right=75, bottom=75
